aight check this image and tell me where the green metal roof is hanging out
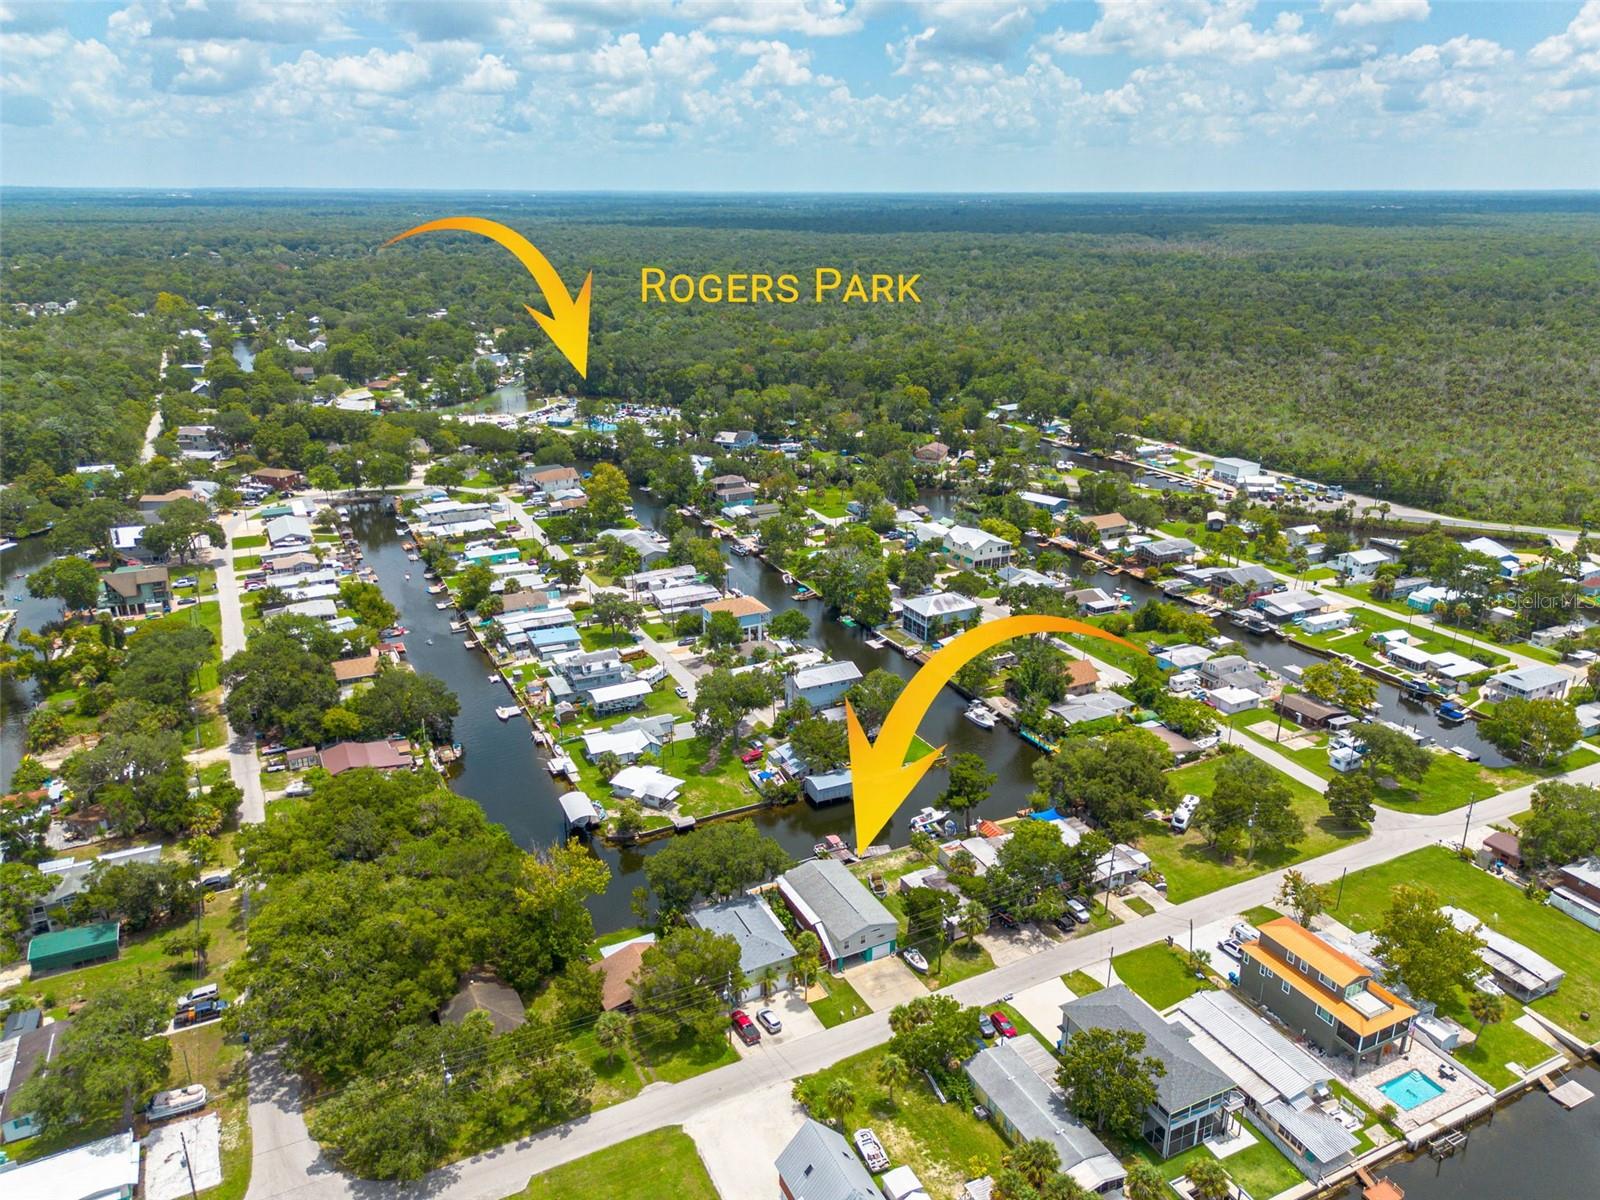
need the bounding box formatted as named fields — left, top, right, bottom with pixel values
left=27, top=921, right=120, bottom=961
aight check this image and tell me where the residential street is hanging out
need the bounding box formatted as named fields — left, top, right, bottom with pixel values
left=214, top=512, right=266, bottom=826
left=240, top=756, right=1600, bottom=1200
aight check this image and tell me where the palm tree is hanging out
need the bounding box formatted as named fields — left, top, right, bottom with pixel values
left=821, top=1077, right=856, bottom=1129
left=961, top=899, right=989, bottom=943
left=595, top=1010, right=629, bottom=1067
left=1469, top=990, right=1505, bottom=1036
left=875, top=1052, right=911, bottom=1106
left=1123, top=1161, right=1166, bottom=1200
left=758, top=966, right=779, bottom=1000
left=1003, top=1138, right=1061, bottom=1188
left=1186, top=1157, right=1233, bottom=1200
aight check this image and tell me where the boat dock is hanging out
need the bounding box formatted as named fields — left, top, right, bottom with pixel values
left=1354, top=1166, right=1404, bottom=1200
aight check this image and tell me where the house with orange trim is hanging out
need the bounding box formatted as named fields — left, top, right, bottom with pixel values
left=1239, top=918, right=1416, bottom=1073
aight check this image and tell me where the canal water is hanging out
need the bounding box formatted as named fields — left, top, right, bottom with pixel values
left=1332, top=1063, right=1600, bottom=1200
left=0, top=535, right=62, bottom=789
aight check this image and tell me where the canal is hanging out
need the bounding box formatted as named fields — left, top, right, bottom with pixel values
left=0, top=534, right=63, bottom=789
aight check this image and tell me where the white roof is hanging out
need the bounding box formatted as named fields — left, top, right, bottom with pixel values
left=1462, top=536, right=1516, bottom=560
left=611, top=765, right=683, bottom=802
left=1174, top=990, right=1327, bottom=1103
left=1489, top=664, right=1568, bottom=691
left=588, top=679, right=653, bottom=705
left=3, top=1129, right=142, bottom=1200
left=902, top=591, right=980, bottom=618
left=1343, top=547, right=1390, bottom=564
left=581, top=728, right=658, bottom=759
left=790, top=660, right=863, bottom=691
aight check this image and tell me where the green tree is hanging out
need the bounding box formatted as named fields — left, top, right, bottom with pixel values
left=943, top=751, right=995, bottom=834
left=1519, top=780, right=1600, bottom=867
left=791, top=930, right=823, bottom=989
left=630, top=926, right=745, bottom=1045
left=769, top=608, right=812, bottom=642
left=1326, top=769, right=1377, bottom=830
left=596, top=1010, right=630, bottom=1066
left=706, top=608, right=743, bottom=648
left=1469, top=990, right=1505, bottom=1036
left=876, top=1051, right=912, bottom=1105
left=586, top=462, right=632, bottom=527
left=887, top=994, right=979, bottom=1075
left=821, top=1076, right=857, bottom=1128
left=1030, top=729, right=1174, bottom=840
left=1123, top=1160, right=1167, bottom=1200
left=1185, top=1157, right=1234, bottom=1200
left=643, top=822, right=790, bottom=918
left=351, top=668, right=461, bottom=742
left=1194, top=753, right=1304, bottom=861
left=456, top=563, right=495, bottom=612
left=1055, top=1026, right=1165, bottom=1137
left=845, top=668, right=905, bottom=731
left=1300, top=659, right=1377, bottom=714
left=142, top=497, right=224, bottom=564
left=1374, top=885, right=1484, bottom=1004
left=1353, top=721, right=1434, bottom=788
left=789, top=712, right=848, bottom=774
left=338, top=579, right=399, bottom=631
left=1275, top=869, right=1329, bottom=925
left=27, top=554, right=101, bottom=612
left=1481, top=697, right=1581, bottom=767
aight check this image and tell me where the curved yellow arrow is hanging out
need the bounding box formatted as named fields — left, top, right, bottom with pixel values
left=847, top=614, right=1140, bottom=851
left=383, top=217, right=592, bottom=378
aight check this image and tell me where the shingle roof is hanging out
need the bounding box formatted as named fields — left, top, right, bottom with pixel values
left=688, top=895, right=795, bottom=976
left=779, top=859, right=894, bottom=946
left=1059, top=985, right=1232, bottom=1113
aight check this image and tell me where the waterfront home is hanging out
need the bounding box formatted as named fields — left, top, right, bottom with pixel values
left=109, top=524, right=154, bottom=563
left=521, top=464, right=581, bottom=495
left=441, top=971, right=526, bottom=1035
left=1273, top=693, right=1349, bottom=730
left=1461, top=536, right=1522, bottom=577
left=940, top=524, right=1015, bottom=570
left=1048, top=689, right=1134, bottom=727
left=462, top=544, right=520, bottom=567
left=712, top=430, right=758, bottom=450
left=1061, top=658, right=1099, bottom=697
left=623, top=563, right=698, bottom=594
left=776, top=859, right=897, bottom=969
left=1210, top=457, right=1259, bottom=485
left=701, top=594, right=772, bottom=642
left=1439, top=906, right=1564, bottom=1002
left=996, top=565, right=1060, bottom=591
left=937, top=835, right=1006, bottom=875
left=913, top=440, right=950, bottom=463
left=319, top=739, right=411, bottom=776
left=1207, top=564, right=1279, bottom=597
left=252, top=466, right=305, bottom=491
left=1172, top=990, right=1358, bottom=1179
left=588, top=679, right=652, bottom=716
left=1155, top=643, right=1213, bottom=671
left=1060, top=985, right=1234, bottom=1158
left=802, top=770, right=853, bottom=806
left=777, top=1119, right=886, bottom=1200
left=1256, top=591, right=1326, bottom=624
left=1286, top=524, right=1321, bottom=547
left=598, top=527, right=669, bottom=565
left=785, top=660, right=863, bottom=708
left=331, top=652, right=383, bottom=697
left=1066, top=587, right=1121, bottom=616
left=1018, top=491, right=1072, bottom=517
left=608, top=764, right=683, bottom=806
left=1330, top=548, right=1392, bottom=581
left=1240, top=919, right=1416, bottom=1073
left=651, top=581, right=724, bottom=613
left=555, top=649, right=633, bottom=694
left=688, top=895, right=796, bottom=1000
left=263, top=551, right=321, bottom=575
left=900, top=591, right=981, bottom=642
left=1080, top=511, right=1129, bottom=540
left=963, top=1038, right=1125, bottom=1197
left=580, top=726, right=664, bottom=764
left=137, top=488, right=200, bottom=518
left=1298, top=610, right=1351, bottom=635
left=1483, top=664, right=1569, bottom=703
left=97, top=564, right=170, bottom=617
left=265, top=515, right=313, bottom=549
left=709, top=474, right=756, bottom=506
left=1135, top=536, right=1197, bottom=566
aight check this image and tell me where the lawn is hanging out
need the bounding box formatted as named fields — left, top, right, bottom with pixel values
left=231, top=533, right=266, bottom=550
left=919, top=939, right=995, bottom=991
left=1062, top=969, right=1104, bottom=997
left=1294, top=605, right=1508, bottom=672
left=796, top=1045, right=1011, bottom=1199
left=1128, top=1133, right=1305, bottom=1200
left=1111, top=943, right=1215, bottom=1011
left=567, top=734, right=756, bottom=822
left=579, top=625, right=641, bottom=651
left=512, top=1127, right=717, bottom=1200
left=1124, top=896, right=1156, bottom=917
left=1241, top=905, right=1283, bottom=928
left=1330, top=846, right=1600, bottom=1046
left=806, top=487, right=850, bottom=519
left=810, top=976, right=870, bottom=1028
left=632, top=1024, right=739, bottom=1085
left=1141, top=753, right=1364, bottom=903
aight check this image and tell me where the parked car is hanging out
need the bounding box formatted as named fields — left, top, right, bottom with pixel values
left=174, top=998, right=228, bottom=1028
left=260, top=742, right=286, bottom=756
left=177, top=983, right=219, bottom=1008
left=172, top=576, right=198, bottom=589
left=739, top=747, right=764, bottom=764
left=199, top=871, right=234, bottom=892
left=994, top=910, right=1019, bottom=930
left=730, top=1009, right=760, bottom=1045
left=1065, top=898, right=1092, bottom=925
left=756, top=1008, right=782, bottom=1034
left=990, top=1011, right=1017, bottom=1039
left=978, top=1012, right=996, bottom=1038
left=674, top=685, right=689, bottom=699
left=1219, top=938, right=1244, bottom=960
left=677, top=636, right=698, bottom=647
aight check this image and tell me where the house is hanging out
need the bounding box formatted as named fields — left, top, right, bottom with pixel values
left=589, top=940, right=651, bottom=1012
left=1461, top=536, right=1522, bottom=576
left=284, top=747, right=318, bottom=771
left=1059, top=985, right=1234, bottom=1158
left=98, top=565, right=170, bottom=616
left=1256, top=591, right=1326, bottom=624
left=522, top=464, right=582, bottom=495
left=1330, top=548, right=1392, bottom=582
left=1155, top=643, right=1213, bottom=671
left=712, top=430, right=758, bottom=450
left=1018, top=491, right=1072, bottom=517
left=252, top=466, right=304, bottom=490
left=319, top=739, right=411, bottom=776
left=1286, top=524, right=1321, bottom=547
left=1199, top=655, right=1271, bottom=695
left=913, top=440, right=950, bottom=463
left=1061, top=658, right=1099, bottom=697
left=1273, top=693, right=1348, bottom=730
left=1135, top=537, right=1197, bottom=566
left=331, top=652, right=383, bottom=697
left=1483, top=664, right=1569, bottom=704
left=174, top=424, right=217, bottom=453
left=996, top=566, right=1059, bottom=591
left=1299, top=611, right=1351, bottom=635
left=0, top=1017, right=69, bottom=1144
left=1067, top=587, right=1121, bottom=617
left=440, top=971, right=526, bottom=1035
left=1211, top=457, right=1260, bottom=485
left=688, top=895, right=796, bottom=1000
left=1049, top=690, right=1134, bottom=727
left=598, top=528, right=669, bottom=565
left=803, top=771, right=854, bottom=806
left=588, top=679, right=652, bottom=716
left=937, top=524, right=1014, bottom=570
left=624, top=563, right=698, bottom=593
left=938, top=836, right=1005, bottom=876
left=1552, top=857, right=1600, bottom=931
left=462, top=544, right=521, bottom=567
left=701, top=595, right=773, bottom=642
left=31, top=846, right=162, bottom=928
left=777, top=1119, right=886, bottom=1200
left=27, top=921, right=120, bottom=974
left=1479, top=830, right=1523, bottom=871
left=555, top=649, right=633, bottom=695
left=963, top=1039, right=1125, bottom=1197
left=652, top=581, right=725, bottom=613
left=1439, top=906, right=1564, bottom=1002
left=0, top=1128, right=141, bottom=1197
left=607, top=764, right=683, bottom=807
left=1172, top=990, right=1358, bottom=1179
left=265, top=515, right=313, bottom=548
left=785, top=660, right=863, bottom=708
left=776, top=859, right=897, bottom=969
left=1208, top=564, right=1279, bottom=597
left=709, top=474, right=756, bottom=506
left=1092, top=843, right=1152, bottom=890
left=900, top=591, right=981, bottom=642
left=1239, top=919, right=1416, bottom=1072
left=1080, top=512, right=1128, bottom=540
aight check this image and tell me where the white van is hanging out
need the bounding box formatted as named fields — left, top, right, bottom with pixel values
left=177, top=983, right=219, bottom=1008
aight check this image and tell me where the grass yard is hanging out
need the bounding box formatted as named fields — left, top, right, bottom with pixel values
left=1295, top=605, right=1508, bottom=672
left=567, top=734, right=756, bottom=822
left=810, top=976, right=870, bottom=1028
left=232, top=533, right=265, bottom=550
left=1241, top=905, right=1284, bottom=928
left=579, top=625, right=641, bottom=650
left=1330, top=846, right=1600, bottom=1046
left=512, top=1127, right=718, bottom=1200
left=796, top=1045, right=1011, bottom=1199
left=634, top=1025, right=740, bottom=1084
left=919, top=939, right=995, bottom=991
left=1112, top=943, right=1215, bottom=1011
left=1124, top=896, right=1156, bottom=917
left=168, top=1022, right=252, bottom=1200
left=1062, top=970, right=1104, bottom=997
left=806, top=487, right=850, bottom=519
left=1129, top=1133, right=1305, bottom=1200
left=1141, top=753, right=1363, bottom=903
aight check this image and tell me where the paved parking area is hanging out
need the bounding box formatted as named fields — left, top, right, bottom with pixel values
left=684, top=1078, right=805, bottom=1200
left=731, top=989, right=825, bottom=1058
left=1009, top=976, right=1071, bottom=1039
left=976, top=923, right=1056, bottom=967
left=844, top=954, right=925, bottom=1012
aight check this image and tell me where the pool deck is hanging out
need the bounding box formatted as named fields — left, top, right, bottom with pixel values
left=1339, top=1039, right=1491, bottom=1133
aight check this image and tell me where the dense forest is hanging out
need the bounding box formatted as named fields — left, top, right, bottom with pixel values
left=2, top=190, right=1596, bottom=524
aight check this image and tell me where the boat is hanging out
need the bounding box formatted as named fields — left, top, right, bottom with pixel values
left=1449, top=744, right=1479, bottom=761
left=495, top=705, right=519, bottom=721
left=902, top=948, right=929, bottom=973
left=964, top=702, right=997, bottom=730
left=488, top=673, right=499, bottom=682
left=406, top=552, right=420, bottom=562
left=792, top=587, right=816, bottom=601
left=146, top=1084, right=208, bottom=1121
left=781, top=571, right=795, bottom=584
left=909, top=806, right=950, bottom=834
left=435, top=601, right=452, bottom=610
left=1402, top=678, right=1434, bottom=701
left=1438, top=701, right=1468, bottom=723
left=868, top=873, right=888, bottom=897
left=813, top=834, right=847, bottom=858
left=864, top=636, right=886, bottom=650
left=450, top=620, right=467, bottom=632
left=403, top=573, right=411, bottom=580
left=426, top=583, right=446, bottom=595
left=425, top=637, right=434, bottom=645
left=853, top=1129, right=890, bottom=1173
left=840, top=615, right=857, bottom=628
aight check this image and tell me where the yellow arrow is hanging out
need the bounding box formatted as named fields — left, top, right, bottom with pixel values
left=383, top=217, right=592, bottom=378
left=847, top=614, right=1141, bottom=851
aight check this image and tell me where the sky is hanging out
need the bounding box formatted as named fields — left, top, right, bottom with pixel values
left=0, top=0, right=1596, bottom=192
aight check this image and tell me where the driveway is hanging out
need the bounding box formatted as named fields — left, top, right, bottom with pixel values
left=843, top=955, right=925, bottom=1012
left=732, top=989, right=825, bottom=1058
left=684, top=1079, right=806, bottom=1200
left=976, top=923, right=1057, bottom=967
left=1009, top=976, right=1071, bottom=1038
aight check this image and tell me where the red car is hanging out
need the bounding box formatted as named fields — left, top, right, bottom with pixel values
left=990, top=1011, right=1017, bottom=1039
left=739, top=747, right=764, bottom=764
left=730, top=1009, right=760, bottom=1045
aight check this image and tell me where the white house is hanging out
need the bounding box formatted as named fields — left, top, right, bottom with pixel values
left=1331, top=548, right=1392, bottom=581
left=1211, top=457, right=1259, bottom=485
left=264, top=515, right=313, bottom=548
left=609, top=765, right=683, bottom=807
left=1484, top=664, right=1569, bottom=704
left=785, top=660, right=863, bottom=708
left=900, top=591, right=981, bottom=642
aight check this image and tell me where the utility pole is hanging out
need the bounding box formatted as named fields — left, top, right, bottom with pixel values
left=1460, top=796, right=1478, bottom=854
left=178, top=1129, right=200, bottom=1200
left=1335, top=866, right=1348, bottom=910
left=1105, top=943, right=1114, bottom=987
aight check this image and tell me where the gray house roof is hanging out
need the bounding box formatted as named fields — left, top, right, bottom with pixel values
left=1059, top=984, right=1232, bottom=1114
left=778, top=859, right=894, bottom=948
left=776, top=1118, right=885, bottom=1200
left=1172, top=990, right=1327, bottom=1104
left=964, top=1039, right=1124, bottom=1194
left=687, top=895, right=795, bottom=978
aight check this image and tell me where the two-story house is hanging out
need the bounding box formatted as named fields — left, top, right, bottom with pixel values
left=700, top=595, right=772, bottom=642
left=98, top=565, right=171, bottom=617
left=900, top=591, right=981, bottom=643
left=1240, top=918, right=1416, bottom=1074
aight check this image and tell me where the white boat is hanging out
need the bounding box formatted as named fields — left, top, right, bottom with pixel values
left=147, top=1084, right=208, bottom=1121
left=909, top=806, right=950, bottom=834
left=864, top=636, right=886, bottom=650
left=902, top=948, right=929, bottom=973
left=853, top=1129, right=890, bottom=1173
left=964, top=702, right=997, bottom=729
left=435, top=601, right=452, bottom=610
left=495, top=706, right=519, bottom=721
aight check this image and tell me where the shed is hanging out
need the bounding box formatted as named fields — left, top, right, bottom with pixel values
left=27, top=921, right=120, bottom=973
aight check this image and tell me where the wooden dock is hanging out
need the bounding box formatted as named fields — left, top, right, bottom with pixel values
left=1355, top=1165, right=1404, bottom=1200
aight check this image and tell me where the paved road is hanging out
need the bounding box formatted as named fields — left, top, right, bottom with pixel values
left=1228, top=727, right=1329, bottom=793
left=140, top=406, right=163, bottom=464
left=241, top=755, right=1600, bottom=1200
left=214, top=513, right=267, bottom=825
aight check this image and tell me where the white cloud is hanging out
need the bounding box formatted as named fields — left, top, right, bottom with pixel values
left=460, top=53, right=519, bottom=93
left=675, top=0, right=863, bottom=37
left=737, top=40, right=817, bottom=86
left=109, top=1, right=354, bottom=45
left=1043, top=1, right=1318, bottom=65
left=1321, top=0, right=1430, bottom=28
left=168, top=41, right=269, bottom=94
left=1530, top=0, right=1600, bottom=89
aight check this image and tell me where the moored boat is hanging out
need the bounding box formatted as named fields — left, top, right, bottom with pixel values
left=495, top=705, right=519, bottom=721
left=964, top=701, right=997, bottom=729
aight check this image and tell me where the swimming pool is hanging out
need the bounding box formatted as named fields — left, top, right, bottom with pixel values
left=1378, top=1068, right=1446, bottom=1110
